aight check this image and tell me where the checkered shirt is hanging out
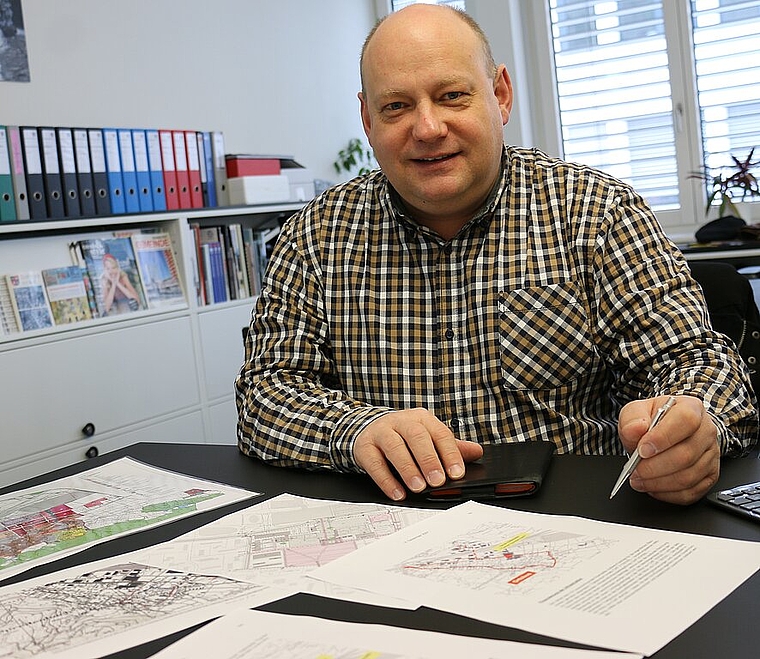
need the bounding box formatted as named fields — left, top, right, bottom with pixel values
left=235, top=146, right=758, bottom=472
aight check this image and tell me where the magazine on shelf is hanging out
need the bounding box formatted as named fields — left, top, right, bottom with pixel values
left=130, top=232, right=185, bottom=309
left=76, top=237, right=147, bottom=317
left=41, top=265, right=93, bottom=325
left=0, top=276, right=21, bottom=335
left=5, top=271, right=54, bottom=331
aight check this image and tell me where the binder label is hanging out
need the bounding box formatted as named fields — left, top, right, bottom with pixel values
left=185, top=133, right=200, bottom=169
left=73, top=130, right=92, bottom=173
left=173, top=132, right=188, bottom=171
left=0, top=129, right=9, bottom=176
left=160, top=131, right=176, bottom=169
left=88, top=130, right=107, bottom=173
left=132, top=131, right=149, bottom=171
left=146, top=131, right=163, bottom=170
left=118, top=131, right=136, bottom=172
left=9, top=128, right=25, bottom=175
left=58, top=130, right=77, bottom=174
left=39, top=128, right=61, bottom=174
left=21, top=128, right=42, bottom=175
left=103, top=130, right=122, bottom=172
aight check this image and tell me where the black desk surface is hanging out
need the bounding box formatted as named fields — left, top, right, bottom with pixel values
left=3, top=443, right=759, bottom=658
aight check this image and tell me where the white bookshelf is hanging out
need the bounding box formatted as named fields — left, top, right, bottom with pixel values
left=0, top=203, right=301, bottom=487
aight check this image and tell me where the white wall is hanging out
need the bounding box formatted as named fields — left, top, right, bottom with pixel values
left=1, top=0, right=378, bottom=183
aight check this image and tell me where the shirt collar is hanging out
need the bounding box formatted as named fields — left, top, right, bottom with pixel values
left=385, top=147, right=508, bottom=237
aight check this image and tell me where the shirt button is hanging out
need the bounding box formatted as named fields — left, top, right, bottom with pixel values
left=445, top=328, right=455, bottom=339
left=443, top=244, right=453, bottom=255
left=450, top=417, right=460, bottom=429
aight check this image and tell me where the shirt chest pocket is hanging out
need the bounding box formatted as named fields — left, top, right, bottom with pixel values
left=498, top=283, right=598, bottom=390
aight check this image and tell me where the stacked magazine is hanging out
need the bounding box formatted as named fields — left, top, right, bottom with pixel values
left=0, top=232, right=185, bottom=335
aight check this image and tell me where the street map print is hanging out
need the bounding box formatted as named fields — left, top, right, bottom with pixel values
left=0, top=561, right=274, bottom=659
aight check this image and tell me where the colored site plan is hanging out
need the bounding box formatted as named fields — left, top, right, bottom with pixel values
left=0, top=457, right=257, bottom=582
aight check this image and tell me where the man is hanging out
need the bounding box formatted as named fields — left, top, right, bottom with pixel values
left=236, top=4, right=757, bottom=505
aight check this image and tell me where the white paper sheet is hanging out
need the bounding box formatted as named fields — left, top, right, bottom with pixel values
left=136, top=492, right=435, bottom=608
left=152, top=607, right=644, bottom=659
left=0, top=553, right=288, bottom=659
left=0, top=457, right=258, bottom=583
left=312, top=500, right=760, bottom=656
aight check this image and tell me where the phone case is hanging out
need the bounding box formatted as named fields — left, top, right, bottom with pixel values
left=418, top=441, right=555, bottom=501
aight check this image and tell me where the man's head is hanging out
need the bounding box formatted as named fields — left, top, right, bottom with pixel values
left=359, top=4, right=513, bottom=236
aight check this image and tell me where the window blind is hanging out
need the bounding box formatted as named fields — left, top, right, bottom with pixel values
left=691, top=0, right=760, bottom=174
left=549, top=0, right=680, bottom=210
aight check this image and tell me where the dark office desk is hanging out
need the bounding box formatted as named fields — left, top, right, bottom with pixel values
left=2, top=443, right=759, bottom=658
left=678, top=240, right=760, bottom=269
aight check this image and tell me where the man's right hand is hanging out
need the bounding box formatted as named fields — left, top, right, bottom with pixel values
left=353, top=408, right=484, bottom=501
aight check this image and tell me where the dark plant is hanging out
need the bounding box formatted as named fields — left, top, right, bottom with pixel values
left=333, top=138, right=375, bottom=177
left=689, top=148, right=760, bottom=219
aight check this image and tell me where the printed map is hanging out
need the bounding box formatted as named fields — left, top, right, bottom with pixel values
left=138, top=492, right=435, bottom=601
left=394, top=521, right=618, bottom=598
left=0, top=457, right=257, bottom=581
left=0, top=561, right=274, bottom=659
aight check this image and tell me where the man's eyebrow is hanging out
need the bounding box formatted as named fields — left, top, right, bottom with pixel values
left=375, top=89, right=406, bottom=102
left=374, top=77, right=472, bottom=102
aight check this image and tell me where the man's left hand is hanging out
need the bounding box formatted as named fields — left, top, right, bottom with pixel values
left=618, top=395, right=720, bottom=505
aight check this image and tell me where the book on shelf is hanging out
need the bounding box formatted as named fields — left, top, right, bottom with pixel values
left=5, top=271, right=55, bottom=331
left=131, top=232, right=185, bottom=309
left=75, top=237, right=147, bottom=317
left=187, top=221, right=281, bottom=306
left=225, top=223, right=250, bottom=299
left=197, top=227, right=229, bottom=304
left=41, top=265, right=93, bottom=325
left=241, top=226, right=262, bottom=297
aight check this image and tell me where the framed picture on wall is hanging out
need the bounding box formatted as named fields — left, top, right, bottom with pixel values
left=0, top=0, right=29, bottom=82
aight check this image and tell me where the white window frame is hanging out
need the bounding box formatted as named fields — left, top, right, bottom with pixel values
left=522, top=0, right=759, bottom=238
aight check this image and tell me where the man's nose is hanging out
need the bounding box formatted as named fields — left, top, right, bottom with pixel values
left=412, top=103, right=447, bottom=141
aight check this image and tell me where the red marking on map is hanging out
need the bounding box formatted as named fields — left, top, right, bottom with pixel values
left=509, top=571, right=536, bottom=584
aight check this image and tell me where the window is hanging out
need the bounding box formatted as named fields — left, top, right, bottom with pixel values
left=537, top=0, right=760, bottom=229
left=692, top=1, right=760, bottom=172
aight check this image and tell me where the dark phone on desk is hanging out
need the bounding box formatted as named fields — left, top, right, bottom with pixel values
left=417, top=441, right=555, bottom=502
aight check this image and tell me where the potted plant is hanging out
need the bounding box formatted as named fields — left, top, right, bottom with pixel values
left=690, top=148, right=759, bottom=242
left=333, top=138, right=375, bottom=178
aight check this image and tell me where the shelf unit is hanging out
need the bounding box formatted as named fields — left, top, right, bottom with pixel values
left=0, top=203, right=302, bottom=487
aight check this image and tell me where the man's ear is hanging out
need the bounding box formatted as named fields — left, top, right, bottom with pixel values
left=494, top=65, right=514, bottom=126
left=359, top=91, right=373, bottom=139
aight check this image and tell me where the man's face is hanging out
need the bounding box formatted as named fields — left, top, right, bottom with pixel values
left=359, top=9, right=512, bottom=231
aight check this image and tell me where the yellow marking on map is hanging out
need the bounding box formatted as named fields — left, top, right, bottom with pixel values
left=493, top=532, right=530, bottom=551
left=60, top=528, right=87, bottom=541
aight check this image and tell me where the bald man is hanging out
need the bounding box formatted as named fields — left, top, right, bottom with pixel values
left=236, top=5, right=757, bottom=504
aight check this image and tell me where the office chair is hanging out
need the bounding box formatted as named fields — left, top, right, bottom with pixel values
left=688, top=260, right=760, bottom=396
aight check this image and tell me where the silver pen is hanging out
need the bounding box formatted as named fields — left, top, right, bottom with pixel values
left=609, top=395, right=677, bottom=499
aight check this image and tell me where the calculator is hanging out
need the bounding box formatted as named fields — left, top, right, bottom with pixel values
left=707, top=481, right=760, bottom=523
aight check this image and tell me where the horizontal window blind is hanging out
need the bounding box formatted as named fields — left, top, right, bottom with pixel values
left=549, top=0, right=680, bottom=210
left=691, top=0, right=760, bottom=179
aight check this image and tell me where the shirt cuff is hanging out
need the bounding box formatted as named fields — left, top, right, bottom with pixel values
left=330, top=406, right=395, bottom=472
left=708, top=411, right=746, bottom=457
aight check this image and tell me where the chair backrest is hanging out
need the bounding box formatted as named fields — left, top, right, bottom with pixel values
left=688, top=260, right=760, bottom=396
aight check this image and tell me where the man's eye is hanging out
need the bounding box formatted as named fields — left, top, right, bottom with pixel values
left=443, top=91, right=465, bottom=101
left=384, top=102, right=405, bottom=112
